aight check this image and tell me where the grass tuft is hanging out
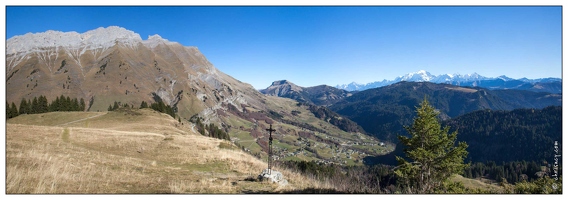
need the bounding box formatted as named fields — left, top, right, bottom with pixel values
left=61, top=128, right=70, bottom=143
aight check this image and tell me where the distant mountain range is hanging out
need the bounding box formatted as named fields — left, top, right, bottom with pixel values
left=336, top=70, right=562, bottom=94
left=260, top=78, right=562, bottom=142
left=329, top=81, right=562, bottom=141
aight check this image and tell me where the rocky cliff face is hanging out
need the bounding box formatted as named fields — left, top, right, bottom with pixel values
left=6, top=26, right=264, bottom=122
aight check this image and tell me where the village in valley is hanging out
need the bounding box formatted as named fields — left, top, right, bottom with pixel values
left=231, top=125, right=392, bottom=166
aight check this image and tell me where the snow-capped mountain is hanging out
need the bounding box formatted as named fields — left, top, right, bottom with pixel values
left=336, top=70, right=561, bottom=93
left=397, top=70, right=434, bottom=82
left=336, top=70, right=490, bottom=91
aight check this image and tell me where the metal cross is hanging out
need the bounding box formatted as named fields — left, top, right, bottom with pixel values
left=266, top=124, right=276, bottom=175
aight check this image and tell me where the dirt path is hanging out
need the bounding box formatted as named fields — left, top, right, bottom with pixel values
left=57, top=112, right=106, bottom=126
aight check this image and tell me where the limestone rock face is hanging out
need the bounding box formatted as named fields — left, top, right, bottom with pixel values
left=6, top=26, right=265, bottom=122
left=258, top=168, right=288, bottom=186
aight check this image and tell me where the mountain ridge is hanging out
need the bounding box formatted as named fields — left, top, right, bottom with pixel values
left=365, top=106, right=562, bottom=166
left=329, top=81, right=562, bottom=141
left=6, top=26, right=388, bottom=166
left=260, top=79, right=355, bottom=106
left=336, top=70, right=561, bottom=94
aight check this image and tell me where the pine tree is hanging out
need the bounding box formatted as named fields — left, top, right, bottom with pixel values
left=65, top=96, right=71, bottom=111
left=50, top=96, right=59, bottom=112
left=11, top=102, right=19, bottom=118
left=27, top=99, right=32, bottom=113
left=31, top=96, right=39, bottom=114
left=38, top=95, right=49, bottom=113
left=72, top=98, right=79, bottom=111
left=112, top=101, right=119, bottom=111
left=58, top=95, right=66, bottom=111
left=7, top=102, right=13, bottom=118
left=80, top=98, right=86, bottom=111
left=394, top=97, right=469, bottom=193
left=19, top=98, right=29, bottom=115
left=12, top=102, right=20, bottom=117
left=140, top=101, right=148, bottom=109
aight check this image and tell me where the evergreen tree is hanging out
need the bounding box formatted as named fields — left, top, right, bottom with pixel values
left=27, top=99, right=32, bottom=113
left=514, top=176, right=562, bottom=194
left=50, top=96, right=60, bottom=112
left=65, top=96, right=71, bottom=111
left=112, top=101, right=119, bottom=111
left=140, top=101, right=148, bottom=109
left=80, top=98, right=86, bottom=111
left=58, top=95, right=66, bottom=111
left=19, top=98, right=29, bottom=115
left=394, top=97, right=469, bottom=193
left=7, top=102, right=16, bottom=118
left=38, top=95, right=49, bottom=113
left=11, top=102, right=19, bottom=118
left=72, top=98, right=79, bottom=111
left=31, top=96, right=39, bottom=114
left=7, top=102, right=14, bottom=118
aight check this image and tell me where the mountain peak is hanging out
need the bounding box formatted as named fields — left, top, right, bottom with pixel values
left=143, top=34, right=176, bottom=48
left=261, top=80, right=303, bottom=98
left=7, top=26, right=143, bottom=55
left=416, top=69, right=428, bottom=74
left=262, top=80, right=355, bottom=106
left=397, top=70, right=434, bottom=82
left=147, top=34, right=164, bottom=40
left=336, top=71, right=561, bottom=93
left=497, top=75, right=513, bottom=81
left=270, top=80, right=297, bottom=87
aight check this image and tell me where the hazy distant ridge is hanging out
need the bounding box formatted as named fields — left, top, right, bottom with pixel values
left=336, top=70, right=561, bottom=93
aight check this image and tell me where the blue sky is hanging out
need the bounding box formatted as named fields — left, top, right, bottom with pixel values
left=5, top=6, right=562, bottom=89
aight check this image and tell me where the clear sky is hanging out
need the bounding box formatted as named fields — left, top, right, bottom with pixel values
left=5, top=6, right=562, bottom=89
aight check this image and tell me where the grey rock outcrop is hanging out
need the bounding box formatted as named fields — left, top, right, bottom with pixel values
left=258, top=168, right=288, bottom=186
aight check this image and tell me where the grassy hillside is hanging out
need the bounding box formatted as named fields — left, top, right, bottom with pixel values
left=449, top=175, right=503, bottom=193
left=6, top=109, right=331, bottom=194
left=223, top=95, right=393, bottom=166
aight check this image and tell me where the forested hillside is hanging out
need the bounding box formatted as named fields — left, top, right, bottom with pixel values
left=444, top=106, right=561, bottom=163
left=365, top=106, right=561, bottom=167
left=330, top=81, right=561, bottom=141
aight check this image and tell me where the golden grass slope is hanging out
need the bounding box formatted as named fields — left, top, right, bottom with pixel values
left=6, top=109, right=328, bottom=194
left=449, top=174, right=504, bottom=193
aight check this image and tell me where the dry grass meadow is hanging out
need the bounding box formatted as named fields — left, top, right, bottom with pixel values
left=5, top=108, right=330, bottom=194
